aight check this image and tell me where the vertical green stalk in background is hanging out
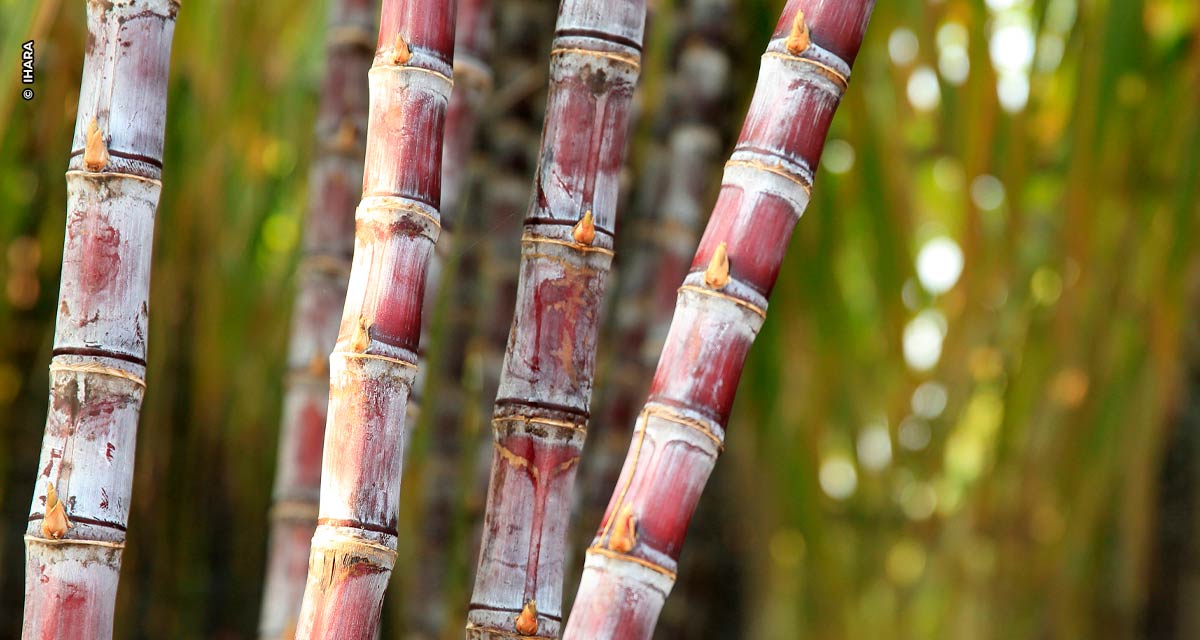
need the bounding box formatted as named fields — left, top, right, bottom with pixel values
left=22, top=0, right=178, bottom=637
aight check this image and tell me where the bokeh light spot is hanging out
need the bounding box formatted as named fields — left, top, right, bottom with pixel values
left=819, top=456, right=858, bottom=500
left=916, top=236, right=964, bottom=295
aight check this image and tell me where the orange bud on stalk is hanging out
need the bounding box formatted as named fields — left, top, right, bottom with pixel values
left=41, top=482, right=72, bottom=540
left=349, top=317, right=371, bottom=353
left=608, top=504, right=637, bottom=553
left=785, top=10, right=810, bottom=54
left=515, top=600, right=539, bottom=635
left=704, top=241, right=730, bottom=289
left=573, top=210, right=596, bottom=245
left=392, top=33, right=412, bottom=64
left=84, top=117, right=109, bottom=171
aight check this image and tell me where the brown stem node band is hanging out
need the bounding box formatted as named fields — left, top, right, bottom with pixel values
left=644, top=405, right=725, bottom=452
left=678, top=284, right=767, bottom=320
left=585, top=546, right=678, bottom=580
left=48, top=362, right=147, bottom=388
left=492, top=414, right=588, bottom=435
left=307, top=353, right=328, bottom=376
left=785, top=10, right=810, bottom=54
left=520, top=234, right=615, bottom=257
left=336, top=351, right=418, bottom=369
left=704, top=242, right=730, bottom=289
left=42, top=482, right=72, bottom=540
left=83, top=117, right=109, bottom=171
left=724, top=158, right=813, bottom=192
left=269, top=499, right=320, bottom=522
left=572, top=210, right=596, bottom=245
left=24, top=535, right=124, bottom=550
left=761, top=51, right=849, bottom=89
left=549, top=47, right=640, bottom=70
left=299, top=254, right=353, bottom=278
left=515, top=600, right=539, bottom=635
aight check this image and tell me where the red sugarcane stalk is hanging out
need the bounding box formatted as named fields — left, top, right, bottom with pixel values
left=22, top=1, right=178, bottom=638
left=466, top=2, right=646, bottom=638
left=293, top=1, right=457, bottom=637
left=404, top=0, right=494, bottom=635
left=563, top=2, right=875, bottom=638
left=258, top=0, right=377, bottom=637
left=583, top=0, right=736, bottom=536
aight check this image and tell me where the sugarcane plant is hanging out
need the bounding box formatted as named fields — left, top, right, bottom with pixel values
left=21, top=0, right=179, bottom=638
left=583, top=0, right=736, bottom=544
left=465, top=0, right=647, bottom=637
left=563, top=1, right=876, bottom=638
left=258, top=0, right=377, bottom=637
left=293, top=0, right=457, bottom=637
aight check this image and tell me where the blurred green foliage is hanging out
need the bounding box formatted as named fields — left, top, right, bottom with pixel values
left=0, top=0, right=1198, bottom=638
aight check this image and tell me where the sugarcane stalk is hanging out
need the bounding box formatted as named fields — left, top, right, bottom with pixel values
left=293, top=1, right=457, bottom=637
left=466, top=1, right=646, bottom=638
left=403, top=0, right=494, bottom=636
left=22, top=1, right=178, bottom=638
left=258, top=0, right=376, bottom=637
left=563, top=2, right=875, bottom=638
left=583, top=0, right=735, bottom=541
left=455, top=0, right=558, bottom=609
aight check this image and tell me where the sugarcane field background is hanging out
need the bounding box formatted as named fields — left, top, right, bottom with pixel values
left=1, top=0, right=1199, bottom=637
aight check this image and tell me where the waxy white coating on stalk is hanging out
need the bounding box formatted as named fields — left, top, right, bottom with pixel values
left=468, top=0, right=646, bottom=637
left=23, top=1, right=178, bottom=638
left=563, top=2, right=875, bottom=637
